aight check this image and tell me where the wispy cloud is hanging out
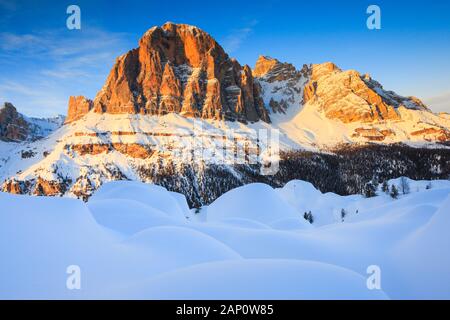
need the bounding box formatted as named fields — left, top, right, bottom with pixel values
left=0, top=28, right=133, bottom=117
left=423, top=91, right=450, bottom=114
left=0, top=81, right=67, bottom=113
left=221, top=20, right=258, bottom=53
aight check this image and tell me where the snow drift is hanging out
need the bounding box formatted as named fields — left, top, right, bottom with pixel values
left=1, top=178, right=450, bottom=299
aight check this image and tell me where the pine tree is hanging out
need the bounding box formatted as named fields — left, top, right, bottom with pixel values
left=304, top=211, right=314, bottom=224
left=381, top=181, right=389, bottom=193
left=390, top=185, right=399, bottom=199
left=364, top=182, right=377, bottom=198
left=341, top=209, right=346, bottom=222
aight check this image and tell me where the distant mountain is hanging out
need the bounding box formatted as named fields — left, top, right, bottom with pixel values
left=0, top=102, right=64, bottom=142
left=254, top=56, right=450, bottom=145
left=0, top=23, right=448, bottom=205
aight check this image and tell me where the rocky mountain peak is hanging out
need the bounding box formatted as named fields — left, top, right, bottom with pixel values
left=66, top=96, right=93, bottom=124
left=253, top=55, right=308, bottom=83
left=253, top=56, right=280, bottom=77
left=70, top=23, right=270, bottom=123
left=309, top=62, right=341, bottom=81
left=302, top=62, right=430, bottom=123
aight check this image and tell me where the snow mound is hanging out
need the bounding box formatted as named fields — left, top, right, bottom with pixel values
left=90, top=181, right=188, bottom=220
left=391, top=194, right=450, bottom=299
left=277, top=180, right=322, bottom=209
left=88, top=199, right=182, bottom=236
left=217, top=218, right=272, bottom=230
left=123, top=260, right=389, bottom=300
left=125, top=226, right=241, bottom=266
left=207, top=183, right=311, bottom=228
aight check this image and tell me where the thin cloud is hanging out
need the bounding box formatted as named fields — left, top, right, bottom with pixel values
left=0, top=80, right=67, bottom=116
left=423, top=91, right=450, bottom=114
left=0, top=28, right=133, bottom=117
left=221, top=20, right=258, bottom=53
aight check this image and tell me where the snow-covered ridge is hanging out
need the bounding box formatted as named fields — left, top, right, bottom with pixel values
left=0, top=108, right=449, bottom=202
left=24, top=114, right=65, bottom=139
left=2, top=178, right=450, bottom=299
left=0, top=112, right=284, bottom=200
left=253, top=58, right=450, bottom=147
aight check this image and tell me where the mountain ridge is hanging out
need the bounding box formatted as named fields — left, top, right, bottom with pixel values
left=0, top=23, right=449, bottom=203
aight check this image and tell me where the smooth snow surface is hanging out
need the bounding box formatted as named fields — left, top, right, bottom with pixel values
left=1, top=178, right=450, bottom=299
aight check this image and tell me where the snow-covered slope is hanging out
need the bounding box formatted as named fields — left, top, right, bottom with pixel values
left=0, top=112, right=286, bottom=202
left=25, top=115, right=65, bottom=139
left=1, top=178, right=449, bottom=299
left=254, top=57, right=450, bottom=148
left=1, top=103, right=449, bottom=202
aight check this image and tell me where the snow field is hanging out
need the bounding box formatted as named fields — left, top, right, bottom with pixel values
left=1, top=178, right=449, bottom=299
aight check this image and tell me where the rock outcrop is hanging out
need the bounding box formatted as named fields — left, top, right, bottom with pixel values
left=2, top=179, right=25, bottom=194
left=0, top=102, right=30, bottom=141
left=86, top=23, right=270, bottom=123
left=302, top=63, right=428, bottom=123
left=410, top=127, right=450, bottom=142
left=69, top=143, right=153, bottom=159
left=253, top=56, right=309, bottom=114
left=254, top=56, right=308, bottom=82
left=253, top=57, right=432, bottom=124
left=66, top=96, right=93, bottom=124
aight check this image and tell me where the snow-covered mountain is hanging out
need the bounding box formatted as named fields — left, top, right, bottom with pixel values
left=0, top=102, right=64, bottom=142
left=255, top=56, right=450, bottom=146
left=0, top=23, right=449, bottom=204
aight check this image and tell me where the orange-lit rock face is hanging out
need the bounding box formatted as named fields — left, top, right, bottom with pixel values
left=302, top=63, right=426, bottom=124
left=411, top=128, right=450, bottom=142
left=253, top=55, right=307, bottom=83
left=66, top=96, right=93, bottom=124
left=71, top=144, right=110, bottom=156
left=69, top=143, right=153, bottom=159
left=252, top=56, right=309, bottom=115
left=253, top=56, right=280, bottom=78
left=352, top=128, right=396, bottom=141
left=111, top=143, right=153, bottom=159
left=33, top=178, right=65, bottom=196
left=90, top=23, right=270, bottom=123
left=2, top=179, right=23, bottom=194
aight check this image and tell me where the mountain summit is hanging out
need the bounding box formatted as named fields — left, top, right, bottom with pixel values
left=67, top=22, right=269, bottom=124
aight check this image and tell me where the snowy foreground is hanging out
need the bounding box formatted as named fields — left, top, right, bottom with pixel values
left=1, top=178, right=450, bottom=299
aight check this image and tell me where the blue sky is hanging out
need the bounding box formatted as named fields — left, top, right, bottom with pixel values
left=0, top=0, right=449, bottom=117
